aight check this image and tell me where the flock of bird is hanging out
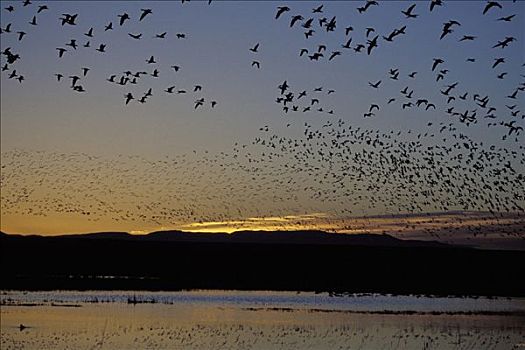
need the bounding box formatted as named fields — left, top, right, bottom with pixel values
left=268, top=1, right=524, bottom=140
left=0, top=0, right=524, bottom=239
left=2, top=116, right=523, bottom=239
left=1, top=1, right=217, bottom=109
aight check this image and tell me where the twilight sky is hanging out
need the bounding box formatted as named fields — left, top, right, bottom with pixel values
left=1, top=0, right=524, bottom=239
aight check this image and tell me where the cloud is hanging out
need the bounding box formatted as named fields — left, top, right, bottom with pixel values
left=173, top=211, right=524, bottom=249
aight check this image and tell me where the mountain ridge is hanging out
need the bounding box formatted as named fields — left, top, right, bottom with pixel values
left=0, top=230, right=450, bottom=248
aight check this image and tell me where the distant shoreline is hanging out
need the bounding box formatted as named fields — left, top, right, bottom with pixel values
left=2, top=232, right=524, bottom=297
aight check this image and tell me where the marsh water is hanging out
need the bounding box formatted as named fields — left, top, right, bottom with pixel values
left=1, top=290, right=524, bottom=349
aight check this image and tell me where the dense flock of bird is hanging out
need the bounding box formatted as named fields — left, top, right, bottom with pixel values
left=0, top=0, right=524, bottom=238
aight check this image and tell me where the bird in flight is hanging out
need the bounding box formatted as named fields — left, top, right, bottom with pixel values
left=194, top=98, right=205, bottom=109
left=118, top=13, right=130, bottom=26
left=56, top=48, right=67, bottom=58
left=367, top=35, right=378, bottom=55
left=432, top=58, right=444, bottom=71
left=105, top=22, right=113, bottom=31
left=342, top=38, right=352, bottom=49
left=358, top=1, right=378, bottom=14
left=140, top=9, right=152, bottom=21
left=66, top=39, right=77, bottom=50
left=96, top=44, right=106, bottom=53
left=329, top=51, right=341, bottom=61
left=369, top=80, right=381, bottom=88
left=250, top=43, right=259, bottom=53
left=483, top=1, right=502, bottom=15
left=69, top=75, right=80, bottom=87
left=402, top=4, right=418, bottom=18
left=312, top=5, right=323, bottom=13
left=275, top=6, right=290, bottom=20
left=492, top=57, right=505, bottom=68
left=493, top=36, right=515, bottom=49
left=60, top=13, right=78, bottom=26
left=430, top=0, right=443, bottom=12
left=125, top=93, right=134, bottom=105
left=459, top=35, right=476, bottom=42
left=16, top=31, right=26, bottom=41
left=85, top=28, right=94, bottom=37
left=290, top=15, right=304, bottom=28
left=129, top=33, right=142, bottom=40
left=155, top=32, right=167, bottom=39
left=497, top=14, right=515, bottom=22
left=1, top=23, right=12, bottom=33
left=278, top=80, right=289, bottom=95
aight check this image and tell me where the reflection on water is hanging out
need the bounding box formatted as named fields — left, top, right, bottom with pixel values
left=1, top=291, right=524, bottom=349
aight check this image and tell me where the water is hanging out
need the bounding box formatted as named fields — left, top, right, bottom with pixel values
left=1, top=290, right=524, bottom=349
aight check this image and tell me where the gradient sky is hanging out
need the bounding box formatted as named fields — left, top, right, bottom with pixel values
left=1, top=1, right=524, bottom=238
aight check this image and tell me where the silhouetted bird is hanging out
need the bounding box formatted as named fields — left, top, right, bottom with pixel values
left=275, top=6, right=290, bottom=20
left=483, top=1, right=502, bottom=15
left=66, top=39, right=77, bottom=50
left=367, top=35, right=378, bottom=55
left=125, top=93, right=134, bottom=105
left=432, top=58, right=444, bottom=71
left=402, top=4, right=418, bottom=18
left=312, top=5, right=323, bottom=13
left=140, top=9, right=152, bottom=21
left=497, top=14, right=515, bottom=22
left=118, top=13, right=130, bottom=26
left=492, top=57, right=505, bottom=68
left=430, top=0, right=443, bottom=12
left=56, top=48, right=67, bottom=57
left=290, top=15, right=304, bottom=27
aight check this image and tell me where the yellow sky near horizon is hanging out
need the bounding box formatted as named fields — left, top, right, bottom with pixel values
left=2, top=211, right=523, bottom=241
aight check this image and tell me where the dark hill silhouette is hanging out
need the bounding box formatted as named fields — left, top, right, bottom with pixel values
left=1, top=231, right=523, bottom=296
left=46, top=230, right=450, bottom=248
